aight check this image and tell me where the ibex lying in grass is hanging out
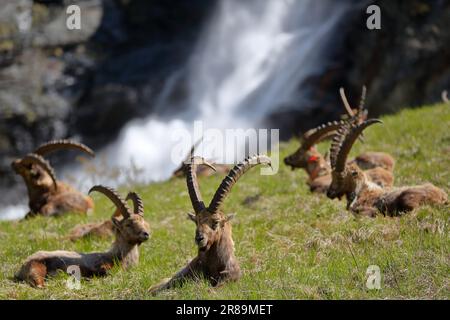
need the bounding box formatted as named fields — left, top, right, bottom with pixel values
left=149, top=155, right=271, bottom=294
left=326, top=120, right=448, bottom=217
left=67, top=219, right=115, bottom=241
left=284, top=123, right=394, bottom=193
left=172, top=138, right=230, bottom=178
left=11, top=140, right=95, bottom=218
left=67, top=192, right=141, bottom=241
left=284, top=86, right=394, bottom=193
left=15, top=185, right=150, bottom=287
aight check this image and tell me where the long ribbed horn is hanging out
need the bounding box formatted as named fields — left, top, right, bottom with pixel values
left=89, top=185, right=130, bottom=218
left=329, top=123, right=350, bottom=171
left=442, top=90, right=449, bottom=103
left=208, top=155, right=271, bottom=214
left=185, top=156, right=217, bottom=214
left=333, top=119, right=382, bottom=173
left=301, top=120, right=346, bottom=151
left=21, top=153, right=58, bottom=190
left=34, top=140, right=95, bottom=158
left=339, top=87, right=354, bottom=117
left=126, top=192, right=144, bottom=216
left=358, top=85, right=367, bottom=112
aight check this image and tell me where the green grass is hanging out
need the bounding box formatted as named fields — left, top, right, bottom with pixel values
left=0, top=104, right=449, bottom=299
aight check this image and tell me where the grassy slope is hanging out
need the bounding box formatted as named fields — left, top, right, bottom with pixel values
left=0, top=104, right=448, bottom=300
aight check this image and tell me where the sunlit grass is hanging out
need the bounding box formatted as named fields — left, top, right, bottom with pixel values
left=0, top=103, right=448, bottom=299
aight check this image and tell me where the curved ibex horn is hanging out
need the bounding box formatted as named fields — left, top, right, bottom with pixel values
left=89, top=185, right=130, bottom=218
left=301, top=120, right=346, bottom=151
left=329, top=123, right=350, bottom=172
left=126, top=192, right=144, bottom=216
left=332, top=119, right=382, bottom=173
left=358, top=85, right=367, bottom=112
left=34, top=140, right=95, bottom=158
left=442, top=90, right=449, bottom=104
left=185, top=156, right=217, bottom=214
left=21, top=153, right=58, bottom=190
left=339, top=87, right=354, bottom=117
left=208, top=155, right=271, bottom=214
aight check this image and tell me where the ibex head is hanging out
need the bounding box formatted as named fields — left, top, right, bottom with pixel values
left=89, top=186, right=150, bottom=245
left=187, top=210, right=234, bottom=251
left=185, top=155, right=271, bottom=251
left=12, top=153, right=58, bottom=191
left=284, top=121, right=345, bottom=171
left=327, top=119, right=382, bottom=200
left=12, top=140, right=95, bottom=191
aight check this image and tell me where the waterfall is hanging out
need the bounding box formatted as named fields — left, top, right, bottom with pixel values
left=1, top=0, right=354, bottom=220
left=89, top=0, right=353, bottom=183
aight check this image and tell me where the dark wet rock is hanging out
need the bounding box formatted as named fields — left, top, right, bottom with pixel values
left=267, top=0, right=450, bottom=138
left=0, top=0, right=216, bottom=188
left=342, top=0, right=450, bottom=113
left=72, top=0, right=217, bottom=146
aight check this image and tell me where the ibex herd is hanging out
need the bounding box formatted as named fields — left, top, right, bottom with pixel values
left=284, top=87, right=394, bottom=193
left=9, top=87, right=448, bottom=292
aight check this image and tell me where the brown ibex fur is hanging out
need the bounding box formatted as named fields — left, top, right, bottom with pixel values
left=149, top=155, right=271, bottom=294
left=67, top=220, right=115, bottom=241
left=284, top=86, right=394, bottom=193
left=15, top=186, right=150, bottom=287
left=327, top=120, right=448, bottom=217
left=172, top=138, right=230, bottom=178
left=12, top=140, right=96, bottom=218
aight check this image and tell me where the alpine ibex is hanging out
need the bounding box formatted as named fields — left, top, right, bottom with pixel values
left=326, top=120, right=448, bottom=217
left=172, top=138, right=230, bottom=178
left=149, top=155, right=272, bottom=294
left=284, top=122, right=394, bottom=193
left=67, top=191, right=142, bottom=241
left=15, top=185, right=150, bottom=287
left=284, top=86, right=394, bottom=193
left=11, top=140, right=95, bottom=218
left=339, top=86, right=395, bottom=171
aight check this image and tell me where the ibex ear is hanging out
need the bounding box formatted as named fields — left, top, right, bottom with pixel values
left=187, top=212, right=196, bottom=223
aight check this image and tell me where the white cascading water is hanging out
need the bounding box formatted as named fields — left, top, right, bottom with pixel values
left=1, top=0, right=353, bottom=220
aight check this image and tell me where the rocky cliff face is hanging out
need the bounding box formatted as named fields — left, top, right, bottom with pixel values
left=343, top=0, right=450, bottom=113
left=0, top=0, right=449, bottom=187
left=0, top=0, right=215, bottom=186
left=265, top=0, right=450, bottom=137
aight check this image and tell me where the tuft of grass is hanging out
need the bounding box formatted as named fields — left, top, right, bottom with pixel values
left=0, top=104, right=448, bottom=299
